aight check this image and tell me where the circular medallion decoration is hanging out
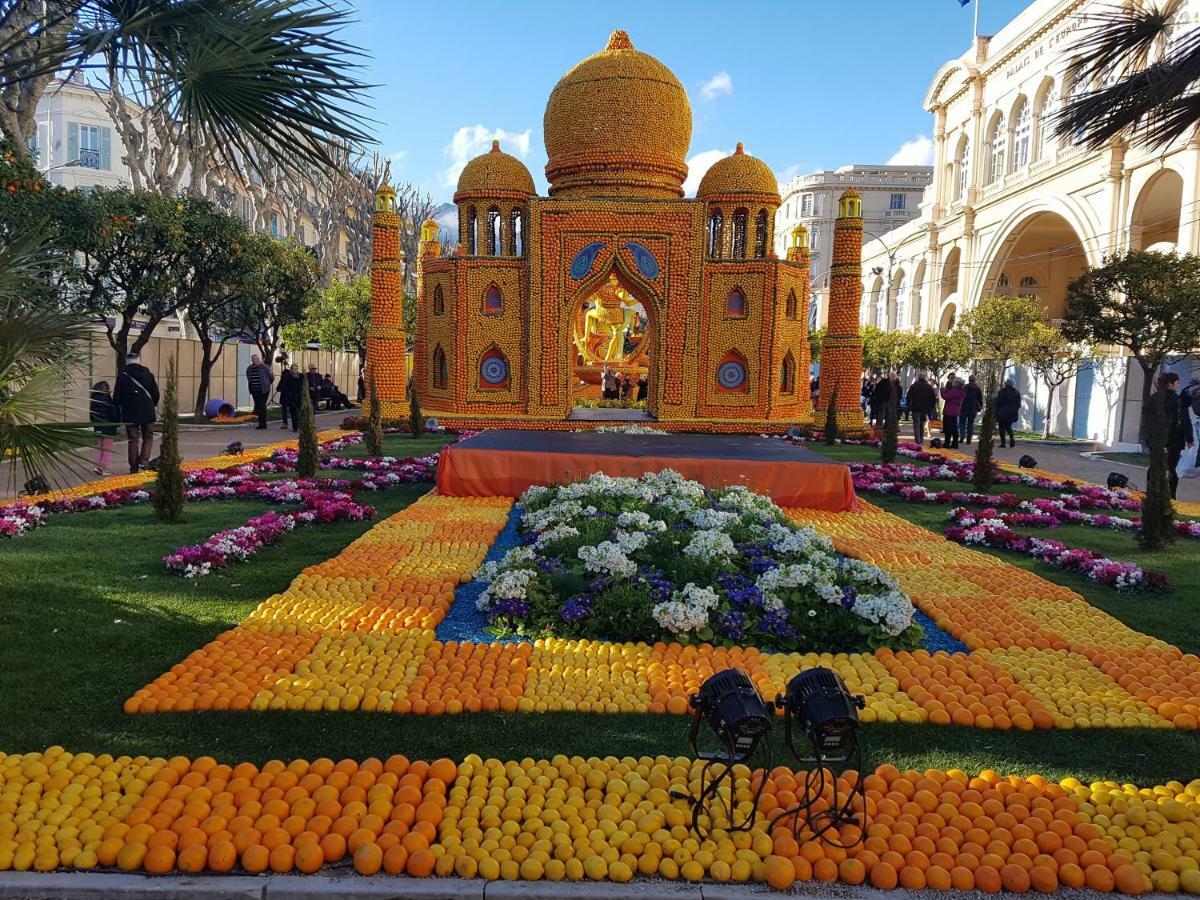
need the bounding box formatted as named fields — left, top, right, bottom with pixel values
left=717, top=360, right=746, bottom=390
left=480, top=356, right=509, bottom=385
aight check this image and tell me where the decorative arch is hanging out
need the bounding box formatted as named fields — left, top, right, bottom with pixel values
left=432, top=283, right=445, bottom=316
left=940, top=246, right=961, bottom=306
left=1011, top=96, right=1032, bottom=171
left=1033, top=76, right=1057, bottom=158
left=867, top=276, right=884, bottom=327
left=466, top=207, right=477, bottom=255
left=1131, top=168, right=1184, bottom=250
left=726, top=286, right=747, bottom=318
left=432, top=344, right=448, bottom=389
left=911, top=260, right=927, bottom=329
left=938, top=303, right=958, bottom=333
left=486, top=206, right=502, bottom=256
left=707, top=209, right=724, bottom=259
left=888, top=268, right=907, bottom=330
left=477, top=345, right=510, bottom=390
left=753, top=209, right=769, bottom=258
left=986, top=111, right=1006, bottom=183
left=483, top=283, right=503, bottom=316
left=924, top=59, right=976, bottom=108
left=785, top=288, right=798, bottom=320
left=509, top=208, right=524, bottom=256
left=780, top=351, right=796, bottom=395
left=716, top=349, right=749, bottom=394
left=953, top=133, right=970, bottom=201
left=731, top=208, right=749, bottom=258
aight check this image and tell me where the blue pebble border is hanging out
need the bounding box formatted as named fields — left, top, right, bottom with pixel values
left=434, top=507, right=970, bottom=655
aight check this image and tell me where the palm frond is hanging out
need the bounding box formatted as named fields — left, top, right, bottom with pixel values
left=1055, top=1, right=1200, bottom=148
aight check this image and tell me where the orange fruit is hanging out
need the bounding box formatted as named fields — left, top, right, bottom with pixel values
left=269, top=843, right=295, bottom=874
left=1113, top=864, right=1145, bottom=895
left=320, top=832, right=347, bottom=863
left=839, top=858, right=866, bottom=885
left=207, top=841, right=236, bottom=874
left=900, top=865, right=927, bottom=889
left=926, top=865, right=952, bottom=890
left=1001, top=863, right=1031, bottom=892
left=813, top=857, right=838, bottom=883
left=241, top=844, right=270, bottom=874
left=383, top=844, right=409, bottom=875
left=766, top=854, right=795, bottom=889
left=177, top=843, right=208, bottom=874
left=870, top=861, right=898, bottom=889
left=354, top=842, right=383, bottom=876
left=295, top=842, right=324, bottom=874
left=1085, top=864, right=1115, bottom=892
left=143, top=845, right=175, bottom=874
left=975, top=864, right=1002, bottom=893
left=406, top=848, right=436, bottom=877
left=1030, top=865, right=1059, bottom=893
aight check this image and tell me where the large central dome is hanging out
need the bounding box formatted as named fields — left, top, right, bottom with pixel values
left=544, top=30, right=692, bottom=200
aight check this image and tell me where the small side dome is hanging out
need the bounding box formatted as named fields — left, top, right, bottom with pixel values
left=455, top=140, right=535, bottom=198
left=696, top=143, right=780, bottom=204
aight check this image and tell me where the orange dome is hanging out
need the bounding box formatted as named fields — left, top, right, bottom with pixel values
left=544, top=30, right=691, bottom=199
left=455, top=140, right=535, bottom=198
left=697, top=144, right=780, bottom=204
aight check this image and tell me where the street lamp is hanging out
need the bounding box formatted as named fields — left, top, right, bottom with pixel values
left=41, top=159, right=81, bottom=176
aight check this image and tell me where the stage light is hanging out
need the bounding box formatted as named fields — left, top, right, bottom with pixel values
left=776, top=667, right=865, bottom=764
left=20, top=475, right=49, bottom=496
left=225, top=441, right=244, bottom=456
left=425, top=418, right=439, bottom=431
left=930, top=438, right=943, bottom=449
left=1107, top=472, right=1129, bottom=490
left=143, top=456, right=161, bottom=472
left=688, top=668, right=772, bottom=764
left=1018, top=454, right=1038, bottom=469
left=787, top=426, right=803, bottom=440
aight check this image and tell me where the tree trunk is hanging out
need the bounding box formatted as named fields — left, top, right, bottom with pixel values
left=195, top=337, right=216, bottom=417
left=1137, top=356, right=1159, bottom=447
left=1043, top=382, right=1055, bottom=440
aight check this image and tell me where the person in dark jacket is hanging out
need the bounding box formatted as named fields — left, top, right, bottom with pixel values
left=305, top=364, right=323, bottom=409
left=869, top=376, right=892, bottom=428
left=940, top=377, right=966, bottom=449
left=245, top=354, right=274, bottom=429
left=1148, top=372, right=1194, bottom=499
left=277, top=364, right=303, bottom=431
left=906, top=374, right=937, bottom=445
left=960, top=375, right=984, bottom=445
left=89, top=380, right=119, bottom=475
left=995, top=380, right=1022, bottom=448
left=636, top=374, right=648, bottom=402
left=113, top=352, right=160, bottom=474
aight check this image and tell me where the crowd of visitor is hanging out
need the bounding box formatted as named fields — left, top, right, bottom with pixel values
left=859, top=371, right=1024, bottom=451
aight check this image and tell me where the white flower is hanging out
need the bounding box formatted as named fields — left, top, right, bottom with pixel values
left=577, top=541, right=637, bottom=579
left=688, top=508, right=737, bottom=530
left=534, top=523, right=580, bottom=548
left=652, top=583, right=720, bottom=634
left=683, top=528, right=736, bottom=559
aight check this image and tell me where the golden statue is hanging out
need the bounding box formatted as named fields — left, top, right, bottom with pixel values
left=573, top=275, right=644, bottom=365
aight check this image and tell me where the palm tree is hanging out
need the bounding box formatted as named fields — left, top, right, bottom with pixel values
left=1055, top=0, right=1200, bottom=149
left=0, top=0, right=373, bottom=176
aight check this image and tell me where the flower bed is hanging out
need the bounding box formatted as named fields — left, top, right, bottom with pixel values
left=474, top=471, right=922, bottom=652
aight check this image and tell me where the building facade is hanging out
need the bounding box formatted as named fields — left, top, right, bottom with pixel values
left=775, top=166, right=931, bottom=327
left=369, top=30, right=845, bottom=432
left=860, top=0, right=1200, bottom=445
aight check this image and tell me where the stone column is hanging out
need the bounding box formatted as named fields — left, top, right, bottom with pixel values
left=817, top=190, right=866, bottom=431
left=365, top=183, right=407, bottom=419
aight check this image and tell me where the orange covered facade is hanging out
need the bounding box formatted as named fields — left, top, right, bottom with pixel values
left=370, top=31, right=861, bottom=432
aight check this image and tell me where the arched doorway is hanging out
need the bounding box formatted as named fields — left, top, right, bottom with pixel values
left=567, top=266, right=658, bottom=417
left=980, top=211, right=1088, bottom=320
left=1132, top=170, right=1183, bottom=251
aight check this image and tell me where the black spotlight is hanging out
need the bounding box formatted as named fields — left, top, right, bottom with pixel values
left=930, top=438, right=943, bottom=449
left=1018, top=454, right=1038, bottom=469
left=20, top=475, right=50, bottom=496
left=776, top=668, right=864, bottom=764
left=787, top=426, right=803, bottom=440
left=1107, top=472, right=1130, bottom=490
left=677, top=669, right=774, bottom=837
left=225, top=441, right=244, bottom=456
left=143, top=456, right=161, bottom=472
left=688, top=668, right=772, bottom=764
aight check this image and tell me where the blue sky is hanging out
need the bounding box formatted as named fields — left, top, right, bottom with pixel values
left=346, top=0, right=1030, bottom=202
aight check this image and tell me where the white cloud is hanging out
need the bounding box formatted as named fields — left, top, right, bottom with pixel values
left=682, top=148, right=728, bottom=197
left=776, top=163, right=804, bottom=186
left=887, top=135, right=935, bottom=167
left=700, top=71, right=733, bottom=101
left=441, top=125, right=532, bottom=188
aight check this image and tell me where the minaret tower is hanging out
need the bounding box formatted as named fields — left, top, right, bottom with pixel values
left=818, top=189, right=866, bottom=431
left=412, top=217, right=440, bottom=398
left=787, top=224, right=814, bottom=423
left=365, top=182, right=406, bottom=418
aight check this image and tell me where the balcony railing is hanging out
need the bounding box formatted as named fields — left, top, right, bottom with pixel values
left=77, top=149, right=100, bottom=169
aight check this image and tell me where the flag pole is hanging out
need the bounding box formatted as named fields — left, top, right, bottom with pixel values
left=973, top=0, right=980, bottom=41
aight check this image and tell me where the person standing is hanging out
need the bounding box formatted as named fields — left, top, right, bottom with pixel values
left=869, top=375, right=891, bottom=428
left=636, top=373, right=648, bottom=402
left=940, top=377, right=966, bottom=449
left=113, top=352, right=159, bottom=474
left=1149, top=372, right=1194, bottom=499
left=960, top=375, right=984, bottom=445
left=245, top=354, right=274, bottom=429
left=906, top=374, right=936, bottom=445
left=89, top=380, right=119, bottom=476
left=277, top=364, right=302, bottom=431
left=996, top=379, right=1022, bottom=448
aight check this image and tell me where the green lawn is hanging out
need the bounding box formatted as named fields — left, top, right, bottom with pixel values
left=1, top=433, right=1198, bottom=786
left=1094, top=451, right=1150, bottom=468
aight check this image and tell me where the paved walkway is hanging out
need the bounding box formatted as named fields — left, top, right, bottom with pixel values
left=1, top=411, right=349, bottom=501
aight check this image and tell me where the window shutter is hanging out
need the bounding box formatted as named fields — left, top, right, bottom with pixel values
left=67, top=122, right=78, bottom=164
left=100, top=127, right=112, bottom=170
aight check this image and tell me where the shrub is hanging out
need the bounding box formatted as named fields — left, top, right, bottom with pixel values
left=154, top=355, right=184, bottom=522
left=296, top=385, right=319, bottom=478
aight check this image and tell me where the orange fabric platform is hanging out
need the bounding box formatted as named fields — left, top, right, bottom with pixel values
left=436, top=431, right=856, bottom=511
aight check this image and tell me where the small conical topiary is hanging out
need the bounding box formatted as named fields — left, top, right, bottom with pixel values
left=297, top=382, right=319, bottom=478
left=365, top=371, right=383, bottom=457
left=154, top=354, right=184, bottom=522
left=1140, top=391, right=1176, bottom=551
left=823, top=389, right=839, bottom=445
left=881, top=382, right=899, bottom=464
left=409, top=387, right=425, bottom=439
left=972, top=368, right=998, bottom=491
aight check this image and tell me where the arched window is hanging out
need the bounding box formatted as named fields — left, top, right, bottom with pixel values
left=955, top=137, right=970, bottom=201
left=1012, top=98, right=1032, bottom=170
left=867, top=277, right=883, bottom=327
left=988, top=115, right=1006, bottom=183
left=432, top=345, right=448, bottom=389
left=892, top=272, right=907, bottom=330
left=466, top=207, right=477, bottom=255
left=1034, top=80, right=1056, bottom=158
left=874, top=281, right=886, bottom=327
left=707, top=210, right=724, bottom=259
left=432, top=284, right=445, bottom=316
left=509, top=209, right=523, bottom=256
left=753, top=210, right=768, bottom=258
left=1018, top=275, right=1040, bottom=299
left=780, top=352, right=795, bottom=395
left=725, top=287, right=746, bottom=318
left=785, top=289, right=797, bottom=320
left=731, top=208, right=749, bottom=258
left=715, top=350, right=749, bottom=393
left=486, top=206, right=501, bottom=256
left=483, top=283, right=503, bottom=316
left=912, top=262, right=926, bottom=329
left=997, top=272, right=1011, bottom=292
left=1064, top=62, right=1088, bottom=144
left=478, top=346, right=510, bottom=390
